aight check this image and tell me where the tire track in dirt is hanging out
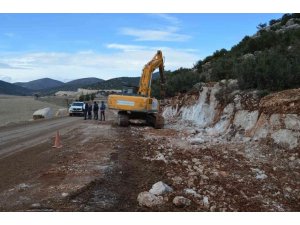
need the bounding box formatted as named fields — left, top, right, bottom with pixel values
left=0, top=117, right=82, bottom=159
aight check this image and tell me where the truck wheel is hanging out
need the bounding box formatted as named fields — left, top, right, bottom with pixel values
left=118, top=113, right=129, bottom=127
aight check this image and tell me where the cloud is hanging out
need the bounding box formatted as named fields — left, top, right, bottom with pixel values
left=0, top=75, right=12, bottom=83
left=0, top=62, right=26, bottom=69
left=120, top=14, right=190, bottom=42
left=120, top=27, right=190, bottom=42
left=0, top=46, right=201, bottom=82
left=156, top=14, right=181, bottom=26
left=106, top=43, right=147, bottom=52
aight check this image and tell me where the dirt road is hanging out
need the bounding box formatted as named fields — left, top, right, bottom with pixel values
left=0, top=117, right=81, bottom=159
left=0, top=112, right=166, bottom=211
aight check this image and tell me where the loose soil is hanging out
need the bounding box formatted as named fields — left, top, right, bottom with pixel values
left=0, top=109, right=299, bottom=211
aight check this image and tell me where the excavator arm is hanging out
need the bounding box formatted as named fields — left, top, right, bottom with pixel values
left=137, top=50, right=165, bottom=97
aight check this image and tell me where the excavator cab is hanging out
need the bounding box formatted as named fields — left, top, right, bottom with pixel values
left=108, top=50, right=165, bottom=128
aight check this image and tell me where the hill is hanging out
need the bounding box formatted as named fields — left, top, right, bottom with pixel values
left=89, top=77, right=140, bottom=90
left=65, top=77, right=104, bottom=86
left=0, top=80, right=33, bottom=95
left=40, top=77, right=104, bottom=95
left=86, top=72, right=160, bottom=90
left=14, top=78, right=64, bottom=90
left=152, top=13, right=300, bottom=98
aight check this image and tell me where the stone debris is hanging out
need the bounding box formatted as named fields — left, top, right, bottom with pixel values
left=17, top=183, right=30, bottom=191
left=173, top=196, right=191, bottom=207
left=61, top=192, right=69, bottom=197
left=31, top=203, right=41, bottom=208
left=135, top=81, right=300, bottom=211
left=183, top=188, right=201, bottom=198
left=137, top=191, right=164, bottom=207
left=149, top=181, right=173, bottom=196
left=202, top=196, right=209, bottom=208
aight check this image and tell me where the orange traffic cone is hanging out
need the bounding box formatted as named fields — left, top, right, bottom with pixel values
left=52, top=130, right=62, bottom=148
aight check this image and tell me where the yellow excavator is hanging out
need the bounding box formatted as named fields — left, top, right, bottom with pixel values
left=108, top=50, right=166, bottom=128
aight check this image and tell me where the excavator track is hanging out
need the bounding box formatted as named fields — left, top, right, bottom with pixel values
left=118, top=112, right=129, bottom=127
left=154, top=114, right=164, bottom=129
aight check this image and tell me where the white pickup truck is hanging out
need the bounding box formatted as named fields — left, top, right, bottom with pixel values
left=68, top=101, right=85, bottom=116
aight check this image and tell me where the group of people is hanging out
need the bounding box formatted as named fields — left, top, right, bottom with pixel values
left=84, top=101, right=106, bottom=121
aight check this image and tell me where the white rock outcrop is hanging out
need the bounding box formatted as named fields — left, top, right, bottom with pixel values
left=163, top=81, right=300, bottom=149
left=233, top=110, right=259, bottom=132
left=271, top=129, right=299, bottom=149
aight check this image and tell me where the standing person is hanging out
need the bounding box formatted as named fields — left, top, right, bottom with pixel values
left=88, top=102, right=92, bottom=120
left=100, top=101, right=106, bottom=121
left=93, top=101, right=99, bottom=120
left=84, top=102, right=89, bottom=120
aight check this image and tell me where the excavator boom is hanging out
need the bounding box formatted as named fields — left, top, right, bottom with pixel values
left=138, top=50, right=164, bottom=97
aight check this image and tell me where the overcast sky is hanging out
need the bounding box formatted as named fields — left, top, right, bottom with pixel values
left=0, top=13, right=283, bottom=83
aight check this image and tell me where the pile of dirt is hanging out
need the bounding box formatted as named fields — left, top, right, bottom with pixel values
left=259, top=88, right=300, bottom=114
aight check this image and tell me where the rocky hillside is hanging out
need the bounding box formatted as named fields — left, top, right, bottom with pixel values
left=154, top=80, right=300, bottom=211
left=163, top=80, right=300, bottom=150
left=152, top=13, right=300, bottom=99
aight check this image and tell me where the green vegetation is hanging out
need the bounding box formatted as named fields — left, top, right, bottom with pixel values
left=152, top=13, right=300, bottom=98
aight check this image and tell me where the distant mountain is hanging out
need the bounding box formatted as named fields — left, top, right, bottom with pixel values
left=65, top=77, right=104, bottom=86
left=40, top=77, right=104, bottom=95
left=87, top=73, right=160, bottom=90
left=14, top=78, right=64, bottom=90
left=0, top=80, right=33, bottom=95
left=89, top=77, right=140, bottom=90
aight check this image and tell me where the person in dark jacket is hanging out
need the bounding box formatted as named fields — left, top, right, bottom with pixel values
left=84, top=102, right=89, bottom=120
left=88, top=103, right=92, bottom=120
left=100, top=101, right=106, bottom=121
left=93, top=101, right=99, bottom=120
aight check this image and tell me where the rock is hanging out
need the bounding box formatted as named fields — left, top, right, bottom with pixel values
left=271, top=129, right=299, bottom=149
left=149, top=181, right=173, bottom=195
left=187, top=177, right=195, bottom=187
left=62, top=192, right=69, bottom=197
left=210, top=205, right=217, bottom=212
left=184, top=188, right=201, bottom=198
left=202, top=196, right=209, bottom=208
left=17, top=183, right=30, bottom=191
left=192, top=158, right=199, bottom=163
left=172, top=176, right=183, bottom=185
left=173, top=196, right=191, bottom=207
left=155, top=153, right=167, bottom=162
left=256, top=173, right=268, bottom=180
left=252, top=168, right=268, bottom=180
left=200, top=175, right=209, bottom=180
left=31, top=203, right=41, bottom=208
left=289, top=156, right=295, bottom=161
left=284, top=114, right=300, bottom=131
left=137, top=191, right=164, bottom=207
left=33, top=107, right=53, bottom=120
left=189, top=137, right=205, bottom=145
left=269, top=114, right=282, bottom=129
left=233, top=110, right=259, bottom=132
